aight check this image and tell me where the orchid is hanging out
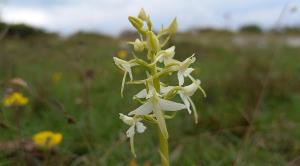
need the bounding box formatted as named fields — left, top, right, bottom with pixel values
left=178, top=80, right=202, bottom=123
left=155, top=46, right=176, bottom=65
left=113, top=9, right=205, bottom=166
left=176, top=56, right=196, bottom=86
left=113, top=57, right=137, bottom=96
left=130, top=88, right=186, bottom=138
left=119, top=113, right=146, bottom=156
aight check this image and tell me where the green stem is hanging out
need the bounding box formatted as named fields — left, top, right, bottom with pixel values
left=158, top=128, right=169, bottom=166
left=150, top=51, right=169, bottom=166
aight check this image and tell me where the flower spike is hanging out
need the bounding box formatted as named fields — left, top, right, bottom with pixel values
left=113, top=9, right=205, bottom=163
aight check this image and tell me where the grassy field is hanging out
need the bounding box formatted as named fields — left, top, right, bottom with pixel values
left=0, top=32, right=300, bottom=165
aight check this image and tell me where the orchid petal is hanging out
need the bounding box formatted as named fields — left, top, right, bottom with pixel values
left=177, top=72, right=184, bottom=86
left=160, top=86, right=173, bottom=95
left=119, top=113, right=135, bottom=126
left=159, top=98, right=186, bottom=111
left=129, top=101, right=153, bottom=115
left=179, top=93, right=191, bottom=114
left=126, top=125, right=135, bottom=138
left=134, top=89, right=147, bottom=98
left=136, top=122, right=147, bottom=133
left=182, top=80, right=200, bottom=96
left=183, top=68, right=194, bottom=77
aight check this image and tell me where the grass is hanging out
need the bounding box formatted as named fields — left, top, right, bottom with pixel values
left=0, top=32, right=300, bottom=165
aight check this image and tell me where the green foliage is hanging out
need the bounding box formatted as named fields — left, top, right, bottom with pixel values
left=239, top=24, right=263, bottom=34
left=0, top=32, right=300, bottom=165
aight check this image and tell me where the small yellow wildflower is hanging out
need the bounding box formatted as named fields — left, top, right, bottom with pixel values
left=117, top=50, right=128, bottom=59
left=32, top=131, right=63, bottom=149
left=52, top=72, right=62, bottom=83
left=3, top=92, right=29, bottom=107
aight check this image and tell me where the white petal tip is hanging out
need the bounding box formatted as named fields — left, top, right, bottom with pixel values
left=128, top=112, right=134, bottom=116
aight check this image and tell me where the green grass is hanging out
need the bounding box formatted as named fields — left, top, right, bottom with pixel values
left=0, top=33, right=300, bottom=165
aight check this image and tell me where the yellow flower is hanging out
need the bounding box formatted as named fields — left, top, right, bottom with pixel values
left=52, top=72, right=62, bottom=83
left=32, top=131, right=63, bottom=149
left=3, top=92, right=29, bottom=107
left=117, top=50, right=128, bottom=59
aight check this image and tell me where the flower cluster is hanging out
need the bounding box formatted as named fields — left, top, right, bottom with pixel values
left=114, top=9, right=205, bottom=157
left=2, top=92, right=29, bottom=107
left=32, top=131, right=63, bottom=149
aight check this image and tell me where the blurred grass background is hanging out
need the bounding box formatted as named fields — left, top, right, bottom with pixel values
left=0, top=24, right=300, bottom=165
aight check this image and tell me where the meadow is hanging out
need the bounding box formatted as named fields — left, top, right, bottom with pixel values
left=0, top=30, right=300, bottom=165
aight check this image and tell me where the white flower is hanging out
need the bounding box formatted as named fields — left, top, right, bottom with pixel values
left=119, top=113, right=146, bottom=157
left=134, top=88, right=148, bottom=99
left=155, top=46, right=176, bottom=65
left=113, top=57, right=136, bottom=80
left=113, top=57, right=137, bottom=96
left=180, top=80, right=200, bottom=96
left=129, top=96, right=186, bottom=116
left=129, top=90, right=186, bottom=138
left=119, top=113, right=146, bottom=137
left=178, top=80, right=200, bottom=122
left=160, top=80, right=202, bottom=123
left=176, top=56, right=196, bottom=86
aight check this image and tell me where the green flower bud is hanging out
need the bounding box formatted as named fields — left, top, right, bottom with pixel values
left=128, top=16, right=144, bottom=32
left=146, top=31, right=160, bottom=51
left=138, top=8, right=148, bottom=21
left=137, top=8, right=152, bottom=31
left=133, top=39, right=145, bottom=52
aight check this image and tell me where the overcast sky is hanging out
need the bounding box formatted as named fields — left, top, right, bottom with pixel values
left=0, top=0, right=299, bottom=35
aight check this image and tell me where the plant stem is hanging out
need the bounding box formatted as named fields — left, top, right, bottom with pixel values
left=150, top=50, right=169, bottom=166
left=158, top=127, right=169, bottom=166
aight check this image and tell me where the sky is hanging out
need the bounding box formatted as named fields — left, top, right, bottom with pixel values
left=0, top=0, right=299, bottom=35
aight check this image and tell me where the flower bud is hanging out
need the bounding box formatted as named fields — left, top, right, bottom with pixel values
left=133, top=39, right=145, bottom=52
left=146, top=31, right=160, bottom=51
left=138, top=8, right=148, bottom=21
left=128, top=16, right=144, bottom=32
